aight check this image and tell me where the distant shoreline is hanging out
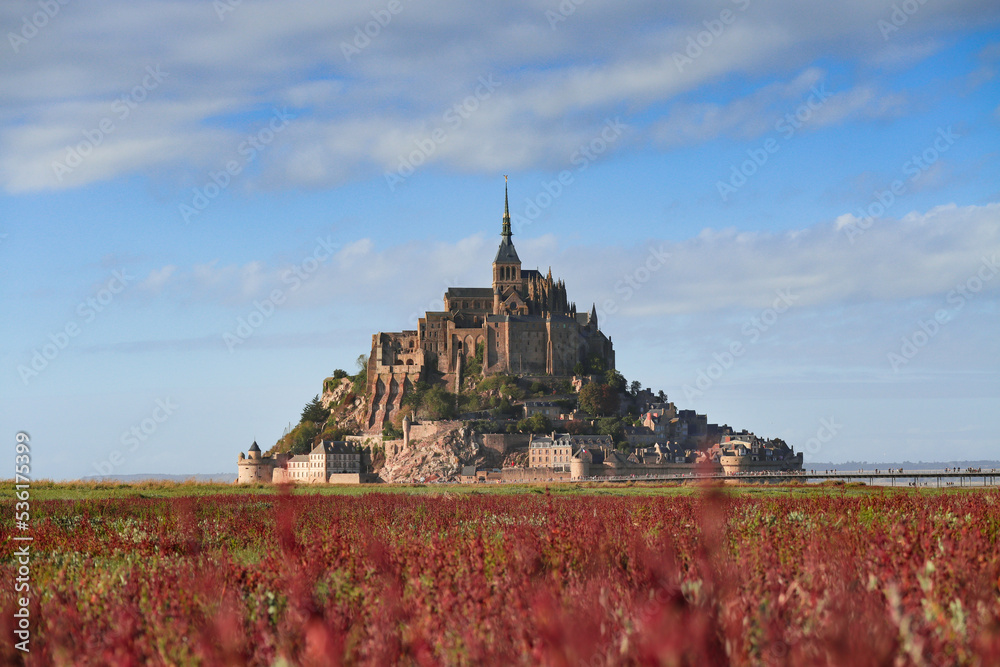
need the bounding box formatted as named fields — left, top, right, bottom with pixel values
left=81, top=473, right=237, bottom=483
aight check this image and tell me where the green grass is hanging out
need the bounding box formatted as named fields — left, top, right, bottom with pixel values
left=1, top=479, right=990, bottom=501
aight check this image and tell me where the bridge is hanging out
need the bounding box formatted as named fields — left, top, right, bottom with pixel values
left=577, top=469, right=1000, bottom=488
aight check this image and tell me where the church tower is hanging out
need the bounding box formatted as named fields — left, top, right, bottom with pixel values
left=492, top=177, right=522, bottom=313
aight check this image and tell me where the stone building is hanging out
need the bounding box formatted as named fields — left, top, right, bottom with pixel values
left=528, top=433, right=574, bottom=472
left=271, top=440, right=362, bottom=484
left=239, top=440, right=362, bottom=485
left=522, top=400, right=563, bottom=420
left=237, top=441, right=290, bottom=483
left=716, top=436, right=803, bottom=475
left=365, top=182, right=616, bottom=431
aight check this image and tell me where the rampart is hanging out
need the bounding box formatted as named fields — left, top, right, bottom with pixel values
left=501, top=467, right=571, bottom=483
left=481, top=433, right=528, bottom=456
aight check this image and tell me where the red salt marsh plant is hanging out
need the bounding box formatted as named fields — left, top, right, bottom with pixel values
left=2, top=488, right=1000, bottom=665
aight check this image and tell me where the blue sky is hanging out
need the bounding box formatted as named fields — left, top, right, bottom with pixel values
left=2, top=0, right=998, bottom=479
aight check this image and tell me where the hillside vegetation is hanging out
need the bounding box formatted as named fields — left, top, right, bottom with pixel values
left=272, top=352, right=658, bottom=462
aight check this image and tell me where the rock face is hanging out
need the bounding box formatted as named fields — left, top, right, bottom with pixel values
left=379, top=421, right=502, bottom=483
left=321, top=378, right=354, bottom=410
left=321, top=378, right=368, bottom=432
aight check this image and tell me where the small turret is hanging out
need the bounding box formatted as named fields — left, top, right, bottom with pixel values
left=238, top=440, right=275, bottom=484
left=571, top=448, right=593, bottom=479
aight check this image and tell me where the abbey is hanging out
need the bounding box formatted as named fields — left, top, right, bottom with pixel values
left=365, top=182, right=615, bottom=431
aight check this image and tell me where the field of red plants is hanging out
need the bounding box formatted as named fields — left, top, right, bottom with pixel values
left=3, top=487, right=1000, bottom=665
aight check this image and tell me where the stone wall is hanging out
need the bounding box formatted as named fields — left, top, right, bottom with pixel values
left=237, top=461, right=273, bottom=484
left=407, top=422, right=441, bottom=442
left=326, top=473, right=363, bottom=484
left=501, top=467, right=571, bottom=483
left=480, top=433, right=529, bottom=456
left=583, top=462, right=723, bottom=479
left=346, top=434, right=385, bottom=447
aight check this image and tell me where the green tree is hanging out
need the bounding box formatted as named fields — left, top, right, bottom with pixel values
left=630, top=380, right=642, bottom=396
left=331, top=369, right=349, bottom=380
left=301, top=395, right=329, bottom=423
left=352, top=354, right=368, bottom=394
left=320, top=424, right=352, bottom=441
left=290, top=422, right=320, bottom=455
left=401, top=381, right=431, bottom=412
left=605, top=369, right=627, bottom=394
left=466, top=419, right=504, bottom=434
left=579, top=383, right=620, bottom=417
left=464, top=341, right=484, bottom=377
left=422, top=385, right=457, bottom=420
left=516, top=412, right=552, bottom=434
left=555, top=398, right=576, bottom=411
left=494, top=397, right=518, bottom=418
left=595, top=417, right=624, bottom=440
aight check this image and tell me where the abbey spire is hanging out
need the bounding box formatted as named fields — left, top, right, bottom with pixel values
left=493, top=177, right=521, bottom=278
left=502, top=175, right=512, bottom=239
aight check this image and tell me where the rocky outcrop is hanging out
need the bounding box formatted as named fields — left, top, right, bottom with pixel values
left=378, top=421, right=503, bottom=483
left=321, top=378, right=354, bottom=409
left=321, top=378, right=368, bottom=432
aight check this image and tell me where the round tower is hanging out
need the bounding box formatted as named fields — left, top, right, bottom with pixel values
left=571, top=449, right=593, bottom=480
left=238, top=441, right=272, bottom=483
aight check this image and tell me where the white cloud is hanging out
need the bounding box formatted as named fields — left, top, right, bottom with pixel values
left=139, top=265, right=177, bottom=293
left=567, top=202, right=1000, bottom=315
left=133, top=202, right=999, bottom=320
left=651, top=69, right=906, bottom=148
left=2, top=0, right=996, bottom=192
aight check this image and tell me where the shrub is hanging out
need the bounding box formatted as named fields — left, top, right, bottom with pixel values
left=595, top=416, right=624, bottom=440
left=579, top=383, right=620, bottom=417
left=516, top=413, right=552, bottom=434
left=289, top=422, right=320, bottom=455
